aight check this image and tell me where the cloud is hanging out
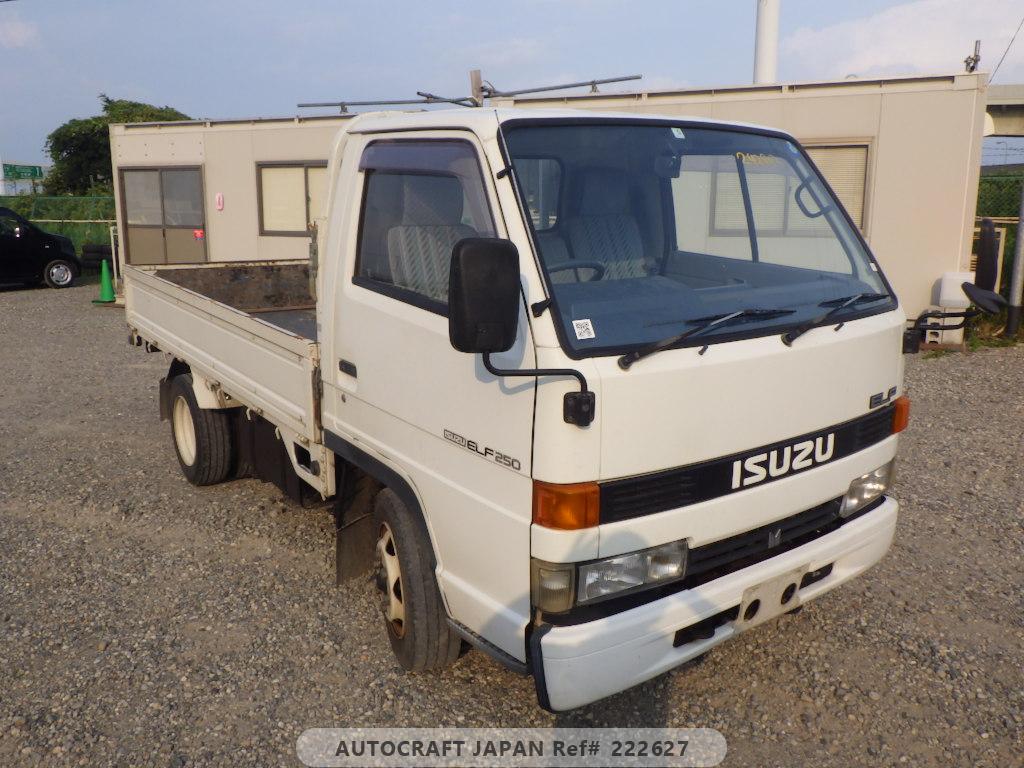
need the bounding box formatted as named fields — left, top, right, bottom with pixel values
left=782, top=0, right=1024, bottom=82
left=0, top=16, right=39, bottom=49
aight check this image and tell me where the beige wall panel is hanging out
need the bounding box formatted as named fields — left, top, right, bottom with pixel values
left=111, top=118, right=349, bottom=267
left=869, top=88, right=982, bottom=314
left=250, top=125, right=341, bottom=162
left=113, top=133, right=205, bottom=166
left=202, top=130, right=257, bottom=263
left=256, top=234, right=313, bottom=262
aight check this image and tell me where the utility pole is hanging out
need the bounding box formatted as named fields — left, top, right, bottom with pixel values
left=1006, top=183, right=1024, bottom=336
left=753, top=0, right=780, bottom=84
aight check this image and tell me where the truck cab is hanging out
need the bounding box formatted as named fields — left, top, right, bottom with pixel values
left=126, top=108, right=908, bottom=711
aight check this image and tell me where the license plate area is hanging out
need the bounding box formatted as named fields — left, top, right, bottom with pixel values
left=734, top=565, right=808, bottom=631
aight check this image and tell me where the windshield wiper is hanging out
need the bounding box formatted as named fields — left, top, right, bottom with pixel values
left=781, top=293, right=890, bottom=346
left=618, top=308, right=795, bottom=370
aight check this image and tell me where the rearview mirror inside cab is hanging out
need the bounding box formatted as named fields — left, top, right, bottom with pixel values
left=448, top=238, right=520, bottom=354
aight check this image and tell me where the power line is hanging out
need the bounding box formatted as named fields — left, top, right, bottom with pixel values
left=991, top=12, right=1024, bottom=83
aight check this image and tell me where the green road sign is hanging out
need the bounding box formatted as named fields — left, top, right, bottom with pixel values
left=2, top=164, right=44, bottom=180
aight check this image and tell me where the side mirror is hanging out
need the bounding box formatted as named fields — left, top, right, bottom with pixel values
left=448, top=238, right=520, bottom=354
left=961, top=282, right=1006, bottom=315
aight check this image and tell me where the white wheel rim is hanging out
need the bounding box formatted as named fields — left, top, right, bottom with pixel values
left=49, top=263, right=72, bottom=285
left=172, top=396, right=197, bottom=466
left=376, top=522, right=406, bottom=637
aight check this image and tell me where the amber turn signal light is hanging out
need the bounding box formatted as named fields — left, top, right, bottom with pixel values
left=532, top=480, right=600, bottom=530
left=892, top=395, right=910, bottom=434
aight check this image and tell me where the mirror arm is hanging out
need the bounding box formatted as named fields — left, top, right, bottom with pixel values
left=531, top=298, right=552, bottom=317
left=482, top=352, right=595, bottom=427
left=911, top=308, right=980, bottom=332
left=904, top=308, right=983, bottom=352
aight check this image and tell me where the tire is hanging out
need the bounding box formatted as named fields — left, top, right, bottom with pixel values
left=43, top=259, right=76, bottom=289
left=372, top=489, right=461, bottom=671
left=168, top=374, right=234, bottom=486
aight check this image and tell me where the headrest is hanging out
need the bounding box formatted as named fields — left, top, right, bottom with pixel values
left=401, top=175, right=464, bottom=225
left=576, top=169, right=631, bottom=215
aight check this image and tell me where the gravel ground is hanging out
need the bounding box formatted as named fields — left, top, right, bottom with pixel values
left=1, top=282, right=1022, bottom=767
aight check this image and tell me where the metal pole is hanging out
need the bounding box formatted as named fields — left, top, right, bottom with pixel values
left=753, top=0, right=780, bottom=84
left=1006, top=182, right=1024, bottom=336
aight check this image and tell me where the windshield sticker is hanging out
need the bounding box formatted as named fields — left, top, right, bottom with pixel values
left=671, top=127, right=686, bottom=139
left=735, top=152, right=778, bottom=166
left=572, top=319, right=596, bottom=340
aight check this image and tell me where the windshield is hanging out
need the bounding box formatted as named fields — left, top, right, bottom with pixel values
left=502, top=121, right=895, bottom=357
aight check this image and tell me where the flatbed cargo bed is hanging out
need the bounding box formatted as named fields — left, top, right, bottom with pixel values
left=124, top=261, right=321, bottom=444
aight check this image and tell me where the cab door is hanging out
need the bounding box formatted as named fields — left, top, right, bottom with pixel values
left=321, top=132, right=536, bottom=660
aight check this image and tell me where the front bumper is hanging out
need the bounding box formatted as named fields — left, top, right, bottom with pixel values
left=532, top=496, right=898, bottom=711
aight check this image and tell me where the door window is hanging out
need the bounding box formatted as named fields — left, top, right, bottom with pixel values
left=124, top=171, right=163, bottom=225
left=161, top=170, right=204, bottom=227
left=354, top=140, right=495, bottom=312
left=122, top=168, right=205, bottom=265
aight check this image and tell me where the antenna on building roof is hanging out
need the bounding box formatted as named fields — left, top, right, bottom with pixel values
left=965, top=40, right=981, bottom=73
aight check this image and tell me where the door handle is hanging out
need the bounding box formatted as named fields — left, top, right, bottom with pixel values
left=338, top=359, right=357, bottom=377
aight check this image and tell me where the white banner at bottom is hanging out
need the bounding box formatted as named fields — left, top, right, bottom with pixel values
left=296, top=728, right=727, bottom=767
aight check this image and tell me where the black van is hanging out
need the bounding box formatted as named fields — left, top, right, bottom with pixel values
left=0, top=207, right=82, bottom=288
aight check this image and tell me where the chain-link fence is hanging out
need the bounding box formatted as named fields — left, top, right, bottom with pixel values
left=0, top=195, right=115, bottom=254
left=976, top=172, right=1022, bottom=294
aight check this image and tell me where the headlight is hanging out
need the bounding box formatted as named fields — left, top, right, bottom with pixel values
left=840, top=459, right=894, bottom=518
left=531, top=540, right=688, bottom=613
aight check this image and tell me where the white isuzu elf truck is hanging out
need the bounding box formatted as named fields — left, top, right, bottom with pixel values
left=122, top=107, right=927, bottom=711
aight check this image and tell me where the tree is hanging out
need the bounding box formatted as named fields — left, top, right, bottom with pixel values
left=43, top=95, right=189, bottom=195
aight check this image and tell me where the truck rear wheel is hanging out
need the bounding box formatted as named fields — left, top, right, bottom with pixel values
left=169, top=374, right=233, bottom=486
left=372, top=489, right=461, bottom=671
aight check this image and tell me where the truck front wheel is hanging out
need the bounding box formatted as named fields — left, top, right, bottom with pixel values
left=373, top=489, right=461, bottom=671
left=168, top=374, right=234, bottom=486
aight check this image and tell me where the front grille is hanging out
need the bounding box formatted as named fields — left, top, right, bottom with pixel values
left=853, top=406, right=894, bottom=447
left=683, top=497, right=844, bottom=586
left=544, top=495, right=882, bottom=627
left=600, top=405, right=896, bottom=524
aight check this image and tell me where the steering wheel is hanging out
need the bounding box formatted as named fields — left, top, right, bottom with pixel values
left=546, top=261, right=606, bottom=281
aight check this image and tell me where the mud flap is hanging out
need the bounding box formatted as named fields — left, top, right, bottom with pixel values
left=158, top=377, right=172, bottom=421
left=333, top=462, right=382, bottom=584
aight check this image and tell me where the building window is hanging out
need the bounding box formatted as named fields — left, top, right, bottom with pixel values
left=706, top=143, right=869, bottom=238
left=804, top=145, right=868, bottom=229
left=257, top=163, right=328, bottom=235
